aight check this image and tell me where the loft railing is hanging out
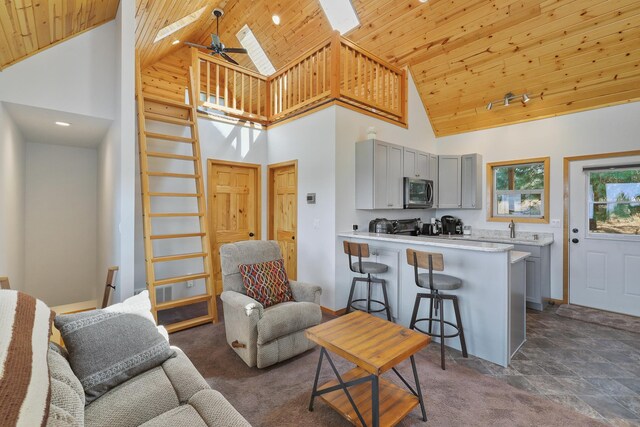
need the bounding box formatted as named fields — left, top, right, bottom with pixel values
left=191, top=32, right=407, bottom=126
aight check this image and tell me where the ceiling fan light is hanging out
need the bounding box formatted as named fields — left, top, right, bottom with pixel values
left=523, top=93, right=531, bottom=103
left=272, top=15, right=281, bottom=25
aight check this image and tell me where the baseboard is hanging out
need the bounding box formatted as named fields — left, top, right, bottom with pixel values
left=320, top=306, right=346, bottom=316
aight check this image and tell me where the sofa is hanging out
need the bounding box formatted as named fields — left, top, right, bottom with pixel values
left=48, top=343, right=251, bottom=427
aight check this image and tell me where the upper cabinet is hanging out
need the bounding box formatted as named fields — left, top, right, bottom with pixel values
left=356, top=140, right=404, bottom=209
left=437, top=153, right=482, bottom=209
left=403, top=148, right=429, bottom=179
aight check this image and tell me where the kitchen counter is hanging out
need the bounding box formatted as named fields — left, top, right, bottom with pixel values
left=337, top=232, right=526, bottom=367
left=338, top=232, right=514, bottom=252
left=430, top=230, right=554, bottom=247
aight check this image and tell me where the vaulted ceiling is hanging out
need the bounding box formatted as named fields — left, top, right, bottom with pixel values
left=128, top=0, right=640, bottom=136
left=0, top=0, right=120, bottom=71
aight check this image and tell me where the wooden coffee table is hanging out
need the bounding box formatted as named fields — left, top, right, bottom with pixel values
left=305, top=311, right=430, bottom=427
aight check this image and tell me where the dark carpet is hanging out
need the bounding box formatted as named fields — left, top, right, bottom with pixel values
left=557, top=304, right=640, bottom=335
left=169, top=307, right=604, bottom=426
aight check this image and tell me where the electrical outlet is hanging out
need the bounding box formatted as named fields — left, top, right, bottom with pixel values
left=186, top=280, right=194, bottom=288
left=550, top=219, right=561, bottom=228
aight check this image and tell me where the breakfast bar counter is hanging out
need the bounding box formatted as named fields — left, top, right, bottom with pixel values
left=337, top=232, right=525, bottom=367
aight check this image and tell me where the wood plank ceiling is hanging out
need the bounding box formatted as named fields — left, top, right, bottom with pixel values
left=137, top=0, right=640, bottom=136
left=0, top=0, right=120, bottom=71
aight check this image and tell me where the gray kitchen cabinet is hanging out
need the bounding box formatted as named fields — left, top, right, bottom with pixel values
left=513, top=244, right=550, bottom=311
left=347, top=246, right=400, bottom=319
left=437, top=153, right=482, bottom=209
left=461, top=153, right=482, bottom=209
left=403, top=147, right=429, bottom=179
left=356, top=139, right=404, bottom=209
left=437, top=155, right=462, bottom=208
left=510, top=256, right=527, bottom=358
left=429, top=154, right=439, bottom=207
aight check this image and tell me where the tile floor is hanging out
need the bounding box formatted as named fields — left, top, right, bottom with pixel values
left=423, top=306, right=640, bottom=426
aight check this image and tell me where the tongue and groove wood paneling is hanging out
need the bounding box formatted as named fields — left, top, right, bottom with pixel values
left=0, top=0, right=120, bottom=70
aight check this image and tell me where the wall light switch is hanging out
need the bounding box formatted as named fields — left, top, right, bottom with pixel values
left=550, top=219, right=561, bottom=228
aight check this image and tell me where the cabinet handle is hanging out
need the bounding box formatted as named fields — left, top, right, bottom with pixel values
left=388, top=203, right=393, bottom=207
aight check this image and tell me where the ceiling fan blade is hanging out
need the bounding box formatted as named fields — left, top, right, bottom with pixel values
left=223, top=47, right=248, bottom=54
left=220, top=52, right=239, bottom=66
left=184, top=41, right=211, bottom=50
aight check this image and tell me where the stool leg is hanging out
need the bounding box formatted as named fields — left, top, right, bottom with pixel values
left=428, top=296, right=434, bottom=335
left=439, top=296, right=446, bottom=370
left=409, top=294, right=422, bottom=330
left=345, top=277, right=357, bottom=314
left=452, top=296, right=468, bottom=358
left=380, top=279, right=392, bottom=321
left=366, top=277, right=372, bottom=314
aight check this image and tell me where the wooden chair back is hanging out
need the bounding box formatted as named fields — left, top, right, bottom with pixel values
left=343, top=241, right=370, bottom=258
left=406, top=249, right=444, bottom=272
left=0, top=277, right=10, bottom=290
left=100, top=266, right=119, bottom=308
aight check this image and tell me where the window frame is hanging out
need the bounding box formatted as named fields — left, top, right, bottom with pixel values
left=486, top=157, right=550, bottom=223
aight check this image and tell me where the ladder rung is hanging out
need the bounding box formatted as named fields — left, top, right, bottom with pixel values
left=149, top=192, right=202, bottom=197
left=145, top=132, right=195, bottom=143
left=143, top=94, right=191, bottom=110
left=149, top=212, right=204, bottom=218
left=165, top=315, right=214, bottom=333
left=146, top=152, right=198, bottom=161
left=152, top=252, right=208, bottom=263
left=148, top=172, right=199, bottom=179
left=156, top=294, right=212, bottom=311
left=154, top=273, right=209, bottom=286
left=150, top=233, right=206, bottom=240
left=144, top=112, right=194, bottom=126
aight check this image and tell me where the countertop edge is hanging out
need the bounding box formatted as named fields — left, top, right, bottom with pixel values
left=338, top=232, right=514, bottom=252
left=510, top=251, right=531, bottom=264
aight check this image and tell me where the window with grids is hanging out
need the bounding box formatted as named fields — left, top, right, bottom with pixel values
left=488, top=158, right=549, bottom=222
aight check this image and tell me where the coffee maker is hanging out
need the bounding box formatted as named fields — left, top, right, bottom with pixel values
left=441, top=215, right=463, bottom=235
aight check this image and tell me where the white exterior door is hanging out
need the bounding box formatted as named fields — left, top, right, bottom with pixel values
left=569, top=156, right=640, bottom=316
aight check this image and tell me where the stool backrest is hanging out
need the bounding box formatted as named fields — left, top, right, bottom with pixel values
left=343, top=241, right=369, bottom=274
left=0, top=277, right=9, bottom=290
left=406, top=249, right=444, bottom=271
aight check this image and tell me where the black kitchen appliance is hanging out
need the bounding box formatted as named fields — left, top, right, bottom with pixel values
left=369, top=218, right=394, bottom=234
left=441, top=215, right=463, bottom=235
left=403, top=178, right=434, bottom=209
left=394, top=218, right=421, bottom=236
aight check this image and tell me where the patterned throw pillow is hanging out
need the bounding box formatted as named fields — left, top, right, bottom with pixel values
left=239, top=259, right=294, bottom=308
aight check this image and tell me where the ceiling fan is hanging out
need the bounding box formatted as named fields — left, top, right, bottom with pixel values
left=184, top=8, right=247, bottom=65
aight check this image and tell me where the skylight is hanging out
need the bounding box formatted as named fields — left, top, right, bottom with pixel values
left=236, top=25, right=276, bottom=76
left=154, top=6, right=208, bottom=43
left=318, top=0, right=360, bottom=34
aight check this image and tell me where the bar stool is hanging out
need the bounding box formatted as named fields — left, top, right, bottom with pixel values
left=407, top=248, right=467, bottom=370
left=344, top=241, right=392, bottom=321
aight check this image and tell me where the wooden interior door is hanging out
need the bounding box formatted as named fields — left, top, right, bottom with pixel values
left=209, top=160, right=261, bottom=295
left=269, top=161, right=298, bottom=280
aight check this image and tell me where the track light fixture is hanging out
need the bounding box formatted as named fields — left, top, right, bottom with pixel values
left=486, top=92, right=531, bottom=110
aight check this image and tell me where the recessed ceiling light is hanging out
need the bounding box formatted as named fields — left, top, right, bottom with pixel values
left=419, top=0, right=428, bottom=3
left=55, top=121, right=71, bottom=127
left=272, top=15, right=281, bottom=25
left=171, top=39, right=180, bottom=45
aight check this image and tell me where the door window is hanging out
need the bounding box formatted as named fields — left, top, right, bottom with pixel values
left=588, top=168, right=640, bottom=236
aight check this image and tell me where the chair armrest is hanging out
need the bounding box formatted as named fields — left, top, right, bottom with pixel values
left=220, top=291, right=264, bottom=319
left=289, top=280, right=322, bottom=304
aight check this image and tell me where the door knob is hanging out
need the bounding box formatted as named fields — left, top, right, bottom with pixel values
left=572, top=228, right=579, bottom=233
left=249, top=232, right=255, bottom=237
left=292, top=236, right=295, bottom=240
left=571, top=238, right=579, bottom=244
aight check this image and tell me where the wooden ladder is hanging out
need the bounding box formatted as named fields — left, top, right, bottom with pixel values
left=135, top=58, right=218, bottom=333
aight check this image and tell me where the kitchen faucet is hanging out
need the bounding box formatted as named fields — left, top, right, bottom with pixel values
left=508, top=220, right=516, bottom=238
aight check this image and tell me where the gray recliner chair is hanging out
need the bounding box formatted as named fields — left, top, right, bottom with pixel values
left=219, top=240, right=322, bottom=368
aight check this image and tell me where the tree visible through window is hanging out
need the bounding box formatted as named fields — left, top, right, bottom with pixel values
left=588, top=168, right=640, bottom=235
left=487, top=157, right=550, bottom=223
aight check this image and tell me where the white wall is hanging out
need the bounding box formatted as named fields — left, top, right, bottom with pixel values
left=435, top=102, right=640, bottom=300
left=268, top=108, right=336, bottom=307
left=24, top=143, right=98, bottom=306
left=0, top=22, right=117, bottom=120
left=0, top=104, right=26, bottom=291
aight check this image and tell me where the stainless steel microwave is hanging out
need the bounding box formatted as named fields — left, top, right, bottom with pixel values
left=403, top=178, right=433, bottom=209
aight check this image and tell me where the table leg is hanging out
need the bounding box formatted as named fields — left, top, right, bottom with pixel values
left=308, top=348, right=325, bottom=411
left=411, top=355, right=427, bottom=422
left=371, top=374, right=379, bottom=427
